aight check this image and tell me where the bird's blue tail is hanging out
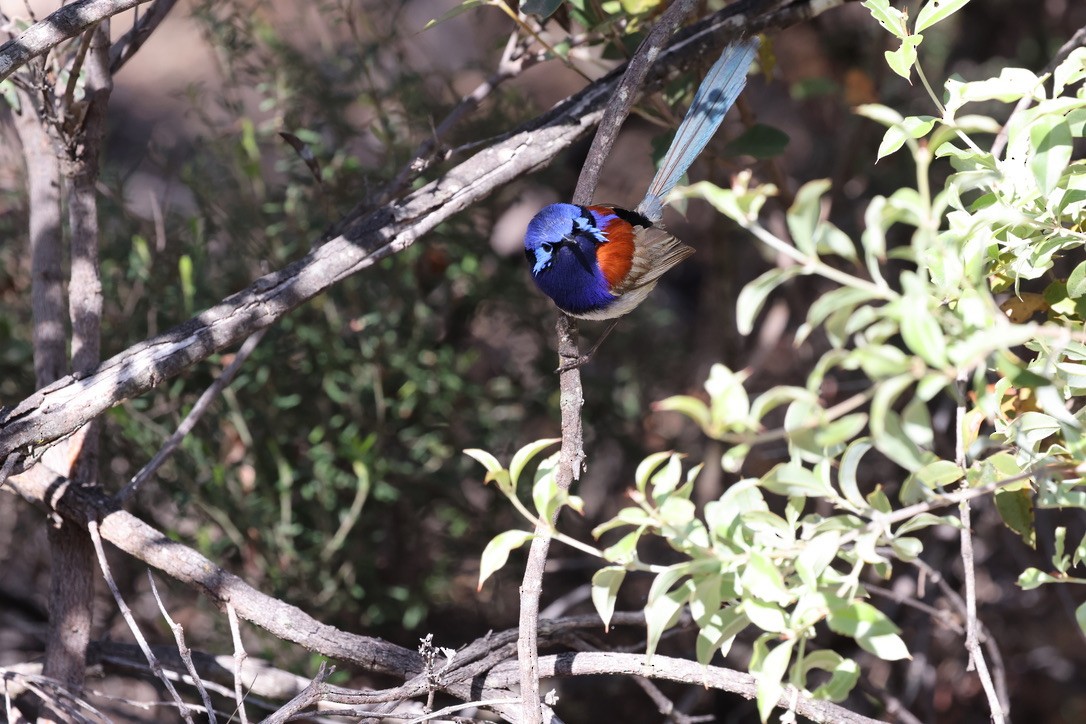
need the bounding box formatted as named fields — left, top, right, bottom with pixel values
left=638, top=38, right=759, bottom=222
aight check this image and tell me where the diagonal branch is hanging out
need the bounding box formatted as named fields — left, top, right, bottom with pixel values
left=108, top=0, right=179, bottom=73
left=0, top=0, right=155, bottom=83
left=0, top=0, right=849, bottom=469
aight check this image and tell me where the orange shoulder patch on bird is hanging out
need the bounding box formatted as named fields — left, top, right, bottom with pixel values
left=590, top=210, right=635, bottom=289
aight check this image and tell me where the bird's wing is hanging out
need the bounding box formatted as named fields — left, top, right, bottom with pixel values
left=611, top=226, right=694, bottom=295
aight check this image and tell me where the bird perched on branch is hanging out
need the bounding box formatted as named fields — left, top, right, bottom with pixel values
left=523, top=38, right=759, bottom=322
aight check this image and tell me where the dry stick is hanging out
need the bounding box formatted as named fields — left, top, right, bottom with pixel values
left=488, top=651, right=884, bottom=724
left=954, top=373, right=1005, bottom=724
left=147, top=573, right=217, bottom=724
left=114, top=328, right=268, bottom=505
left=261, top=661, right=333, bottom=724
left=86, top=519, right=196, bottom=723
left=516, top=3, right=704, bottom=720
left=908, top=558, right=1010, bottom=714
left=226, top=603, right=251, bottom=724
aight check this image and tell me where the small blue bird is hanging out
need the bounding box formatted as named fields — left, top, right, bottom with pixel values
left=524, top=39, right=759, bottom=320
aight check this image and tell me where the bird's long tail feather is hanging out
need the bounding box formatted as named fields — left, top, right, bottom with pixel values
left=638, top=38, right=759, bottom=222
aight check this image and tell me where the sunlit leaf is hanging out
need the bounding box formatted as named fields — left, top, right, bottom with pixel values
left=914, top=0, right=970, bottom=33
left=510, top=438, right=560, bottom=488
left=478, top=530, right=534, bottom=590
left=591, top=567, right=626, bottom=631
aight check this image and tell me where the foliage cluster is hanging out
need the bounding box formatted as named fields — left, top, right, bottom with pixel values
left=470, top=0, right=1086, bottom=719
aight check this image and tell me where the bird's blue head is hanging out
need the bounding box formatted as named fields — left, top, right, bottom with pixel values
left=523, top=203, right=614, bottom=316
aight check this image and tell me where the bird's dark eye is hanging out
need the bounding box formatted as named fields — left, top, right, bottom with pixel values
left=541, top=242, right=553, bottom=253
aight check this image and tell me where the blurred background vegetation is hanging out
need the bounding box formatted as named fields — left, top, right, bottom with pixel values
left=1, top=0, right=1084, bottom=721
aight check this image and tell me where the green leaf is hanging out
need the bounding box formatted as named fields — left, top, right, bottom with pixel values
left=795, top=532, right=842, bottom=588
left=0, top=78, right=20, bottom=113
left=838, top=438, right=874, bottom=509
left=787, top=179, right=832, bottom=256
left=650, top=454, right=685, bottom=501
left=509, top=438, right=560, bottom=487
left=870, top=376, right=926, bottom=472
left=645, top=580, right=691, bottom=663
left=636, top=451, right=673, bottom=494
left=899, top=302, right=947, bottom=368
left=741, top=551, right=792, bottom=605
left=755, top=639, right=795, bottom=723
left=1077, top=601, right=1086, bottom=638
left=799, top=650, right=861, bottom=702
left=522, top=0, right=565, bottom=17
left=705, top=364, right=751, bottom=432
left=914, top=0, right=970, bottom=32
left=602, top=530, right=643, bottom=564
left=724, top=123, right=791, bottom=158
left=761, top=462, right=832, bottom=498
left=855, top=103, right=905, bottom=128
left=861, top=0, right=907, bottom=38
left=876, top=115, right=936, bottom=160
left=1066, top=262, right=1086, bottom=301
left=827, top=601, right=911, bottom=660
left=1017, top=567, right=1062, bottom=590
left=890, top=536, right=923, bottom=561
left=464, top=448, right=503, bottom=474
left=654, top=395, right=711, bottom=433
left=591, top=567, right=626, bottom=631
left=885, top=35, right=923, bottom=81
left=1054, top=47, right=1086, bottom=96
left=478, top=530, right=534, bottom=590
left=534, top=453, right=569, bottom=521
left=995, top=486, right=1036, bottom=548
left=737, top=267, right=802, bottom=336
left=814, top=413, right=869, bottom=449
left=696, top=606, right=749, bottom=665
left=1030, top=117, right=1074, bottom=195
left=896, top=512, right=961, bottom=535
left=814, top=222, right=859, bottom=261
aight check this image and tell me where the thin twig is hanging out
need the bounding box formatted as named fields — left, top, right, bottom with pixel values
left=955, top=371, right=1005, bottom=723
left=226, top=603, right=251, bottom=724
left=383, top=28, right=533, bottom=199
left=113, top=328, right=268, bottom=505
left=909, top=558, right=1010, bottom=714
left=261, top=662, right=333, bottom=724
left=108, top=0, right=178, bottom=73
left=0, top=452, right=20, bottom=491
left=147, top=573, right=217, bottom=724
left=86, top=519, right=195, bottom=723
left=572, top=0, right=699, bottom=203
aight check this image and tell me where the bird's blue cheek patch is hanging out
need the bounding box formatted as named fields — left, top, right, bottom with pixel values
left=531, top=249, right=552, bottom=276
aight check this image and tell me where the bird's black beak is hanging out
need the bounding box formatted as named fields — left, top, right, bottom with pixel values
left=560, top=235, right=594, bottom=275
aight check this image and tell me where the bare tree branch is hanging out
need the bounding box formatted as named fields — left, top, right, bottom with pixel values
left=87, top=519, right=196, bottom=723
left=0, top=0, right=850, bottom=470
left=0, top=0, right=154, bottom=83
left=114, top=328, right=267, bottom=505
left=147, top=574, right=218, bottom=724
left=487, top=651, right=884, bottom=724
left=108, top=0, right=178, bottom=73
